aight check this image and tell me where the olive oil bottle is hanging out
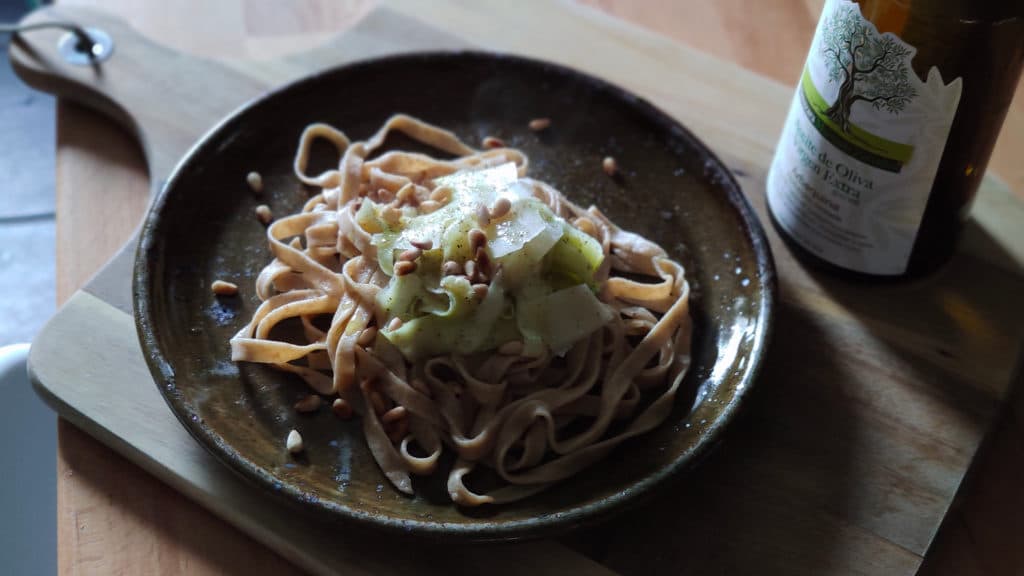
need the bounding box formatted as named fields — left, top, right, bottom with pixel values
left=767, top=0, right=1024, bottom=278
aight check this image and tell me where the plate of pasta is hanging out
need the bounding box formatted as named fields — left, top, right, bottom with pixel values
left=135, top=52, right=775, bottom=539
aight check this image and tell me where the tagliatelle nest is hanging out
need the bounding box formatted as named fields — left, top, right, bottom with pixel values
left=230, top=115, right=691, bottom=506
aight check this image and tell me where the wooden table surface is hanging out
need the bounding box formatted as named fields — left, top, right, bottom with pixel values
left=47, top=1, right=1024, bottom=574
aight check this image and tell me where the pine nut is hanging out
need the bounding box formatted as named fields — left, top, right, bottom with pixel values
left=356, top=326, right=377, bottom=347
left=387, top=317, right=404, bottom=331
left=381, top=406, right=407, bottom=425
left=294, top=394, right=322, bottom=413
left=429, top=187, right=452, bottom=203
left=286, top=429, right=304, bottom=454
left=246, top=171, right=263, bottom=194
left=489, top=197, right=512, bottom=220
left=528, top=118, right=551, bottom=131
left=394, top=260, right=417, bottom=276
left=382, top=205, right=402, bottom=226
left=398, top=248, right=422, bottom=262
left=397, top=185, right=418, bottom=206
left=464, top=260, right=477, bottom=282
left=442, top=260, right=463, bottom=276
left=255, top=204, right=273, bottom=225
left=211, top=280, right=238, bottom=296
left=331, top=398, right=353, bottom=419
left=410, top=239, right=433, bottom=250
left=476, top=203, right=491, bottom=227
left=468, top=228, right=487, bottom=251
left=472, top=283, right=489, bottom=299
left=418, top=200, right=440, bottom=214
left=602, top=156, right=618, bottom=176
left=573, top=217, right=598, bottom=238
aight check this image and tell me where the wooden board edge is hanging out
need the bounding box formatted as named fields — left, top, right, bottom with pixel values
left=26, top=291, right=617, bottom=576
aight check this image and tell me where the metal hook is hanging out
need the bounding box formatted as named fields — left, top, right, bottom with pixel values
left=0, top=20, right=114, bottom=66
left=58, top=27, right=113, bottom=65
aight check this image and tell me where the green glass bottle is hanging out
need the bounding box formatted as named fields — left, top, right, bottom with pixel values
left=767, top=0, right=1024, bottom=278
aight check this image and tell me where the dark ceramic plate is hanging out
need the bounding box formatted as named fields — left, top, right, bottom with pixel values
left=134, top=52, right=775, bottom=541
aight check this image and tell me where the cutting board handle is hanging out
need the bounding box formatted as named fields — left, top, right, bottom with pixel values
left=8, top=5, right=269, bottom=194
left=8, top=6, right=469, bottom=196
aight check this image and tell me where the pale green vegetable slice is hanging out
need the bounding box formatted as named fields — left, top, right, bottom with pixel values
left=373, top=163, right=519, bottom=272
left=488, top=198, right=563, bottom=259
left=355, top=198, right=384, bottom=234
left=517, top=284, right=615, bottom=354
left=369, top=162, right=611, bottom=361
left=544, top=224, right=604, bottom=288
left=440, top=215, right=478, bottom=263
left=374, top=248, right=448, bottom=320
left=432, top=162, right=518, bottom=209
left=383, top=275, right=515, bottom=361
left=376, top=273, right=423, bottom=319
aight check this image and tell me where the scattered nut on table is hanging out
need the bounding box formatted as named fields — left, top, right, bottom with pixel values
left=602, top=156, right=619, bottom=177
left=331, top=398, right=353, bottom=419
left=528, top=118, right=551, bottom=131
left=286, top=429, right=304, bottom=454
left=294, top=395, right=322, bottom=413
left=211, top=280, right=238, bottom=296
left=246, top=171, right=263, bottom=194
left=255, top=204, right=273, bottom=225
left=482, top=136, right=505, bottom=149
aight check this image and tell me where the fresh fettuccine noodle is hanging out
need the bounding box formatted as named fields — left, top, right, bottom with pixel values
left=230, top=115, right=692, bottom=505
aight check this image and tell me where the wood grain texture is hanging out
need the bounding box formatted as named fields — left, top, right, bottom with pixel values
left=40, top=0, right=1022, bottom=305
left=41, top=4, right=369, bottom=574
left=54, top=103, right=149, bottom=304
left=581, top=0, right=1024, bottom=196
left=13, top=6, right=271, bottom=191
left=582, top=0, right=822, bottom=85
left=34, top=292, right=614, bottom=576
left=19, top=0, right=1023, bottom=575
left=57, top=421, right=299, bottom=576
left=918, top=347, right=1024, bottom=576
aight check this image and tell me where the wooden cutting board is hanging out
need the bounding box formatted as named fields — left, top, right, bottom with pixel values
left=13, top=1, right=1024, bottom=574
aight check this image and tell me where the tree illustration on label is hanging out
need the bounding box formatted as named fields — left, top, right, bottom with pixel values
left=820, top=4, right=917, bottom=133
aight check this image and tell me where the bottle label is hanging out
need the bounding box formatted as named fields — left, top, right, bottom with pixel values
left=767, top=0, right=962, bottom=274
